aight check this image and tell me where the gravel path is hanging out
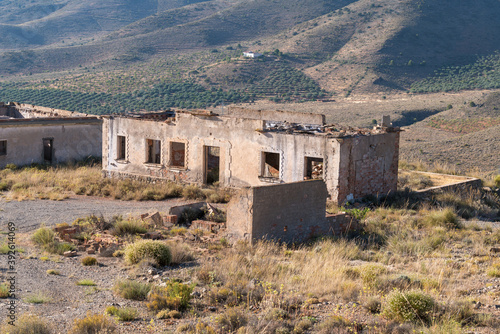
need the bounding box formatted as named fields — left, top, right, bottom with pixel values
left=0, top=196, right=194, bottom=232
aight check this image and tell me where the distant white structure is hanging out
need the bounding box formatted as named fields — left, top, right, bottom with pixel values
left=243, top=51, right=263, bottom=58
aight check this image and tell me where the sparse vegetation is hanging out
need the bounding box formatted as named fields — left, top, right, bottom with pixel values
left=146, top=280, right=194, bottom=312
left=31, top=225, right=75, bottom=255
left=105, top=306, right=138, bottom=321
left=0, top=163, right=231, bottom=202
left=0, top=313, right=52, bottom=334
left=383, top=289, right=435, bottom=323
left=81, top=256, right=98, bottom=266
left=113, top=279, right=151, bottom=301
left=24, top=292, right=52, bottom=304
left=76, top=279, right=96, bottom=286
left=124, top=240, right=172, bottom=267
left=69, top=312, right=116, bottom=334
left=46, top=269, right=60, bottom=275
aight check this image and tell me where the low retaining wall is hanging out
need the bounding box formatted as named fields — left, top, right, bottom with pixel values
left=410, top=171, right=482, bottom=195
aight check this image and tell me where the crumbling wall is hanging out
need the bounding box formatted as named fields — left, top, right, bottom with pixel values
left=336, top=131, right=399, bottom=203
left=103, top=111, right=400, bottom=204
left=228, top=107, right=325, bottom=125
left=227, top=180, right=356, bottom=243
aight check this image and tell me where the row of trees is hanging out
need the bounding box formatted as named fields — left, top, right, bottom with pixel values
left=410, top=53, right=500, bottom=93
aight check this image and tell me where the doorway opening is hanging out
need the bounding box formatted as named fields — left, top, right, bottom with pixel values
left=204, top=146, right=220, bottom=185
left=43, top=138, right=53, bottom=163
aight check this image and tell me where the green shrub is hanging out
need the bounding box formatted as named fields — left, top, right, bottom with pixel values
left=146, top=280, right=194, bottom=312
left=5, top=164, right=17, bottom=170
left=1, top=313, right=52, bottom=334
left=25, top=292, right=52, bottom=304
left=423, top=208, right=460, bottom=229
left=124, top=240, right=171, bottom=267
left=69, top=312, right=116, bottom=334
left=0, top=282, right=10, bottom=298
left=383, top=289, right=435, bottom=323
left=487, top=263, right=500, bottom=277
left=111, top=218, right=147, bottom=236
left=105, top=306, right=138, bottom=321
left=76, top=279, right=96, bottom=286
left=31, top=226, right=75, bottom=255
left=31, top=226, right=55, bottom=246
left=46, top=269, right=60, bottom=275
left=81, top=256, right=98, bottom=266
left=113, top=279, right=151, bottom=300
left=495, top=175, right=500, bottom=188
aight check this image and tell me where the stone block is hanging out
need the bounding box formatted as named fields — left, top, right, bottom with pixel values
left=142, top=212, right=163, bottom=227
left=63, top=250, right=77, bottom=257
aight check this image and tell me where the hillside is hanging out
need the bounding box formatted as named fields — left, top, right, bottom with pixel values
left=0, top=0, right=499, bottom=104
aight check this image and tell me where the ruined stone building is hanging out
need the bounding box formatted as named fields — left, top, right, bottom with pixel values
left=0, top=102, right=102, bottom=168
left=102, top=108, right=400, bottom=203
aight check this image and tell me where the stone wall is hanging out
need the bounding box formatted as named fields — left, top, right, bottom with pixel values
left=226, top=180, right=358, bottom=243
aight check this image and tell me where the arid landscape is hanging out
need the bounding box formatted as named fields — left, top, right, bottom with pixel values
left=0, top=160, right=499, bottom=333
left=1, top=0, right=500, bottom=333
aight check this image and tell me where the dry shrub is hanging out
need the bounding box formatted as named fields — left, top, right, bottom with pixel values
left=111, top=218, right=147, bottom=236
left=315, top=315, right=361, bottom=334
left=215, top=307, right=248, bottom=333
left=182, top=184, right=204, bottom=200
left=1, top=313, right=52, bottom=334
left=495, top=175, right=500, bottom=187
left=69, top=312, right=116, bottom=334
left=156, top=309, right=181, bottom=319
left=487, top=262, right=500, bottom=277
left=166, top=241, right=195, bottom=265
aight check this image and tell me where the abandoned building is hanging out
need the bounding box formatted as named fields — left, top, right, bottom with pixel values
left=0, top=102, right=102, bottom=168
left=102, top=108, right=400, bottom=203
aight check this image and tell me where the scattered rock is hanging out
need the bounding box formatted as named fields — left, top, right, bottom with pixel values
left=63, top=250, right=77, bottom=257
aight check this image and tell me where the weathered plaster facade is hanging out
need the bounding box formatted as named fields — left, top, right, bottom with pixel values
left=0, top=102, right=102, bottom=168
left=103, top=108, right=400, bottom=203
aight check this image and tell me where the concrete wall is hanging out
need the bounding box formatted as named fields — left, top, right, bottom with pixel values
left=103, top=112, right=399, bottom=203
left=103, top=113, right=333, bottom=188
left=226, top=180, right=357, bottom=243
left=0, top=119, right=102, bottom=168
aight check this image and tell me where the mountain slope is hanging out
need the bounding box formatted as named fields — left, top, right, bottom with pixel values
left=0, top=0, right=499, bottom=97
